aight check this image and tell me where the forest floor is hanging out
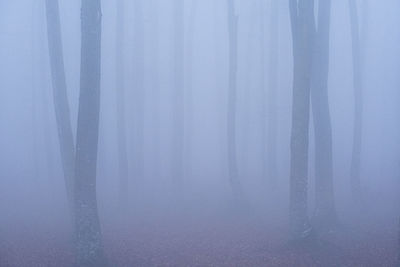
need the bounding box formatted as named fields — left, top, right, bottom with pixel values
left=0, top=210, right=397, bottom=267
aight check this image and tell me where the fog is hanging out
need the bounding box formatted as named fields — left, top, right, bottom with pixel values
left=0, top=0, right=400, bottom=266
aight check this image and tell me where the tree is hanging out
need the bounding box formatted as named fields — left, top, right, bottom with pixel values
left=184, top=0, right=198, bottom=181
left=262, top=0, right=279, bottom=188
left=311, top=0, right=337, bottom=228
left=172, top=0, right=185, bottom=194
left=35, top=1, right=56, bottom=183
left=73, top=0, right=106, bottom=265
left=31, top=0, right=41, bottom=183
left=226, top=0, right=243, bottom=200
left=132, top=0, right=145, bottom=187
left=288, top=0, right=315, bottom=242
left=44, top=0, right=75, bottom=211
left=348, top=0, right=368, bottom=202
left=115, top=0, right=129, bottom=208
left=148, top=0, right=161, bottom=182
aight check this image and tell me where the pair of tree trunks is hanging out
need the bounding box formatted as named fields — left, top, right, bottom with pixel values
left=289, top=0, right=337, bottom=241
left=311, top=0, right=337, bottom=229
left=45, top=0, right=106, bottom=265
left=227, top=0, right=280, bottom=202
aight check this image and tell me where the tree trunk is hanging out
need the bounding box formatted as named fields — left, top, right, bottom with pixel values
left=31, top=0, right=40, bottom=183
left=226, top=0, right=243, bottom=200
left=74, top=0, right=106, bottom=265
left=132, top=0, right=145, bottom=187
left=38, top=8, right=57, bottom=182
left=184, top=0, right=198, bottom=182
left=172, top=0, right=185, bottom=194
left=45, top=0, right=75, bottom=211
left=348, top=0, right=367, bottom=202
left=115, top=0, right=129, bottom=208
left=288, top=0, right=315, bottom=242
left=265, top=0, right=279, bottom=188
left=311, top=0, right=337, bottom=228
left=149, top=0, right=160, bottom=183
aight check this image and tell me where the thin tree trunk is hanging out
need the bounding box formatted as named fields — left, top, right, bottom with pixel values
left=149, top=0, right=160, bottom=182
left=42, top=83, right=57, bottom=182
left=74, top=0, right=106, bottom=265
left=40, top=15, right=57, bottom=182
left=31, top=0, right=40, bottom=183
left=184, top=0, right=197, bottom=181
left=260, top=0, right=266, bottom=186
left=288, top=0, right=315, bottom=242
left=311, top=0, right=337, bottom=228
left=226, top=0, right=243, bottom=200
left=172, top=0, right=185, bottom=194
left=132, top=0, right=145, bottom=186
left=266, top=0, right=279, bottom=187
left=348, top=0, right=367, bottom=202
left=116, top=0, right=129, bottom=208
left=45, top=0, right=75, bottom=211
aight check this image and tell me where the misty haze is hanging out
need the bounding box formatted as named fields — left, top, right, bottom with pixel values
left=0, top=0, right=399, bottom=266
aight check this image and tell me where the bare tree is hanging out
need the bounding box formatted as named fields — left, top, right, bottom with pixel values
left=311, top=0, right=337, bottom=229
left=44, top=0, right=75, bottom=210
left=115, top=0, right=129, bottom=208
left=288, top=0, right=315, bottom=241
left=73, top=0, right=106, bottom=265
left=226, top=0, right=243, bottom=200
